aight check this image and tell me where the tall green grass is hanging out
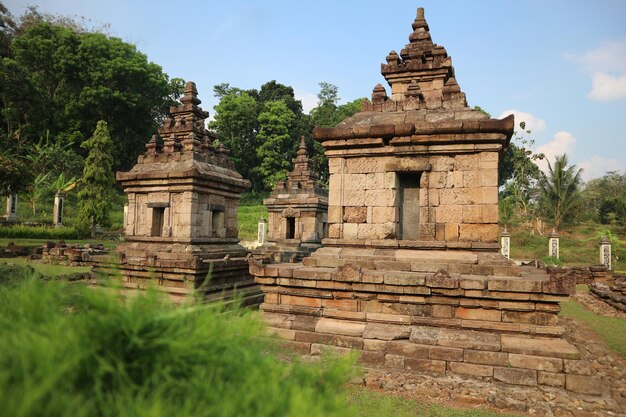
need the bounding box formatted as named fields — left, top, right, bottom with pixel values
left=0, top=277, right=357, bottom=417
left=238, top=204, right=268, bottom=241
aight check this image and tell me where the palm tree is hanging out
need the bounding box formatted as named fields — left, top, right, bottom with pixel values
left=538, top=154, right=583, bottom=231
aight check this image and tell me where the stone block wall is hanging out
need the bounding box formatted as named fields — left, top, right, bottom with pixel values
left=326, top=151, right=500, bottom=243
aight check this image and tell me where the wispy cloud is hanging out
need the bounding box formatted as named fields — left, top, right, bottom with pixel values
left=497, top=109, right=546, bottom=133
left=588, top=73, right=626, bottom=101
left=564, top=39, right=626, bottom=101
left=294, top=90, right=318, bottom=114
left=535, top=131, right=577, bottom=172
left=578, top=156, right=624, bottom=181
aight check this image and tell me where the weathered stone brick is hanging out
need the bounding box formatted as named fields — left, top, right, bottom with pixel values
left=315, top=318, right=365, bottom=337
left=384, top=354, right=405, bottom=368
left=488, top=278, right=542, bottom=293
left=448, top=362, right=493, bottom=377
left=405, top=358, right=446, bottom=375
left=425, top=274, right=459, bottom=289
left=508, top=353, right=563, bottom=372
left=464, top=350, right=509, bottom=366
left=363, top=324, right=411, bottom=340
left=538, top=371, right=565, bottom=387
left=432, top=304, right=454, bottom=318
left=343, top=206, right=367, bottom=223
left=501, top=335, right=580, bottom=359
left=359, top=351, right=385, bottom=366
left=565, top=375, right=602, bottom=395
left=494, top=367, right=537, bottom=386
left=455, top=307, right=501, bottom=322
left=563, top=359, right=592, bottom=375
left=386, top=341, right=430, bottom=358
left=429, top=346, right=463, bottom=361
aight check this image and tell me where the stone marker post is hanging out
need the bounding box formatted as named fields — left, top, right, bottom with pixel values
left=500, top=230, right=511, bottom=259
left=5, top=194, right=18, bottom=222
left=258, top=218, right=267, bottom=244
left=548, top=231, right=559, bottom=259
left=123, top=203, right=128, bottom=228
left=53, top=192, right=64, bottom=227
left=600, top=236, right=612, bottom=270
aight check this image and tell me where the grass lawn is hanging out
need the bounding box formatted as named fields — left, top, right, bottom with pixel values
left=0, top=257, right=92, bottom=277
left=510, top=222, right=625, bottom=270
left=0, top=237, right=118, bottom=250
left=346, top=388, right=521, bottom=417
left=238, top=204, right=268, bottom=241
left=560, top=300, right=626, bottom=358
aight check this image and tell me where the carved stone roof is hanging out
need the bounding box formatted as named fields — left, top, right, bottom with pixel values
left=117, top=82, right=250, bottom=192
left=264, top=137, right=327, bottom=207
left=313, top=8, right=514, bottom=149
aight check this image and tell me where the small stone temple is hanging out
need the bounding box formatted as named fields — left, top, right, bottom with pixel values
left=93, top=82, right=260, bottom=303
left=251, top=8, right=598, bottom=394
left=256, top=137, right=328, bottom=261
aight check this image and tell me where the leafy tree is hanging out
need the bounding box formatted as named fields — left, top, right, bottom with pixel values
left=581, top=171, right=626, bottom=225
left=254, top=100, right=295, bottom=190
left=23, top=172, right=50, bottom=214
left=0, top=13, right=175, bottom=172
left=210, top=91, right=260, bottom=187
left=538, top=154, right=583, bottom=230
left=0, top=1, right=16, bottom=57
left=78, top=120, right=115, bottom=236
left=499, top=122, right=544, bottom=224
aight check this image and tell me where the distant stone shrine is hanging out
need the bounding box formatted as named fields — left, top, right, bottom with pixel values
left=93, top=82, right=260, bottom=304
left=256, top=137, right=328, bottom=261
left=251, top=9, right=597, bottom=394
left=52, top=192, right=64, bottom=227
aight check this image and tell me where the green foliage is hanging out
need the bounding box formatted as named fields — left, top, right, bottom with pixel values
left=0, top=277, right=358, bottom=417
left=0, top=13, right=176, bottom=177
left=541, top=256, right=563, bottom=267
left=538, top=154, right=583, bottom=230
left=0, top=224, right=87, bottom=239
left=499, top=122, right=544, bottom=227
left=560, top=300, right=626, bottom=358
left=210, top=80, right=312, bottom=193
left=582, top=171, right=626, bottom=226
left=78, top=120, right=115, bottom=235
left=255, top=100, right=296, bottom=190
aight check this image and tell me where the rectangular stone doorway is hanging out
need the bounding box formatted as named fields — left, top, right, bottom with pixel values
left=398, top=172, right=421, bottom=240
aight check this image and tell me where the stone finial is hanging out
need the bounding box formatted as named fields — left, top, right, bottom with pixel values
left=411, top=7, right=429, bottom=32
left=181, top=81, right=201, bottom=106
left=443, top=76, right=461, bottom=93
left=145, top=134, right=158, bottom=155
left=296, top=136, right=307, bottom=157
left=372, top=84, right=387, bottom=103
left=386, top=50, right=400, bottom=65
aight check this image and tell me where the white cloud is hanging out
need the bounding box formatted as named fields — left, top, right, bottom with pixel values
left=578, top=156, right=624, bottom=181
left=294, top=90, right=318, bottom=114
left=564, top=39, right=626, bottom=101
left=567, top=40, right=626, bottom=73
left=588, top=72, right=626, bottom=101
left=535, top=131, right=577, bottom=172
left=497, top=109, right=546, bottom=133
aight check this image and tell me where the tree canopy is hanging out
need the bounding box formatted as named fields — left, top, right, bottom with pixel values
left=0, top=6, right=180, bottom=195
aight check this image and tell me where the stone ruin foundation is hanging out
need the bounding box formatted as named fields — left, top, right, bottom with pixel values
left=250, top=8, right=608, bottom=400
left=93, top=82, right=260, bottom=304
left=255, top=137, right=328, bottom=262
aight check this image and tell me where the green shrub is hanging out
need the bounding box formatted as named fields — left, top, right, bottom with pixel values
left=0, top=277, right=357, bottom=417
left=0, top=225, right=88, bottom=239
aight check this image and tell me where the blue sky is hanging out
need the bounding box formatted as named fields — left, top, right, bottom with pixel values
left=6, top=0, right=626, bottom=180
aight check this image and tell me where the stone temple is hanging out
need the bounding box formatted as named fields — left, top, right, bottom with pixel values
left=250, top=8, right=598, bottom=393
left=94, top=82, right=260, bottom=304
left=256, top=137, right=328, bottom=262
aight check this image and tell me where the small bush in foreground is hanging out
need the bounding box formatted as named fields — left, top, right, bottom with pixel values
left=0, top=278, right=357, bottom=417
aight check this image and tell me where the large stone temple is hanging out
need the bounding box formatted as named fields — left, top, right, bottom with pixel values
left=250, top=8, right=598, bottom=393
left=94, top=82, right=260, bottom=304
